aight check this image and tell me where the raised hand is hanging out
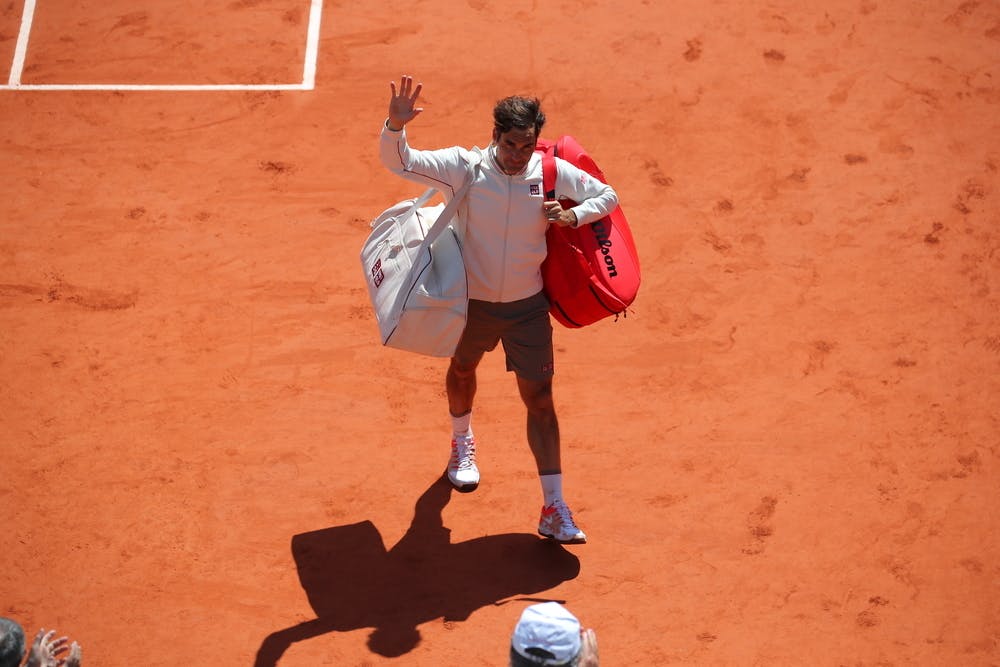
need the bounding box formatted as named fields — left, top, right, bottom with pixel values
left=387, top=75, right=424, bottom=131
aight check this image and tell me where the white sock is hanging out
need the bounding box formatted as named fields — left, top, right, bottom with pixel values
left=451, top=411, right=473, bottom=439
left=540, top=473, right=563, bottom=507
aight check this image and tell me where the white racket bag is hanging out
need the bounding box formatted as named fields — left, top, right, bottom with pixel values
left=360, top=157, right=479, bottom=357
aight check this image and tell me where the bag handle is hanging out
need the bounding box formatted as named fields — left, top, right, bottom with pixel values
left=406, top=188, right=438, bottom=217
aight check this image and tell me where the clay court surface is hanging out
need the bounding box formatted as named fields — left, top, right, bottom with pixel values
left=1, top=1, right=998, bottom=665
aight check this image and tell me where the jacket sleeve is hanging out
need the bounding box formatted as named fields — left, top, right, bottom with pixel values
left=379, top=121, right=469, bottom=199
left=553, top=158, right=619, bottom=228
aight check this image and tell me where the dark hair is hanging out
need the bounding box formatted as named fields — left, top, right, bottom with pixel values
left=493, top=96, right=546, bottom=137
left=509, top=645, right=580, bottom=667
left=0, top=618, right=26, bottom=667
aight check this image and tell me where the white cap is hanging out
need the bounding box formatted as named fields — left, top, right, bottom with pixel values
left=511, top=602, right=582, bottom=665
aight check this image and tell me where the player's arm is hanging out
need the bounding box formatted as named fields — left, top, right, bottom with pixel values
left=379, top=75, right=468, bottom=194
left=379, top=129, right=469, bottom=194
left=553, top=159, right=619, bottom=228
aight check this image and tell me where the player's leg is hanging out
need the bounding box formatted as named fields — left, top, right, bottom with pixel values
left=445, top=355, right=483, bottom=492
left=446, top=354, right=482, bottom=419
left=503, top=292, right=586, bottom=544
left=515, top=376, right=583, bottom=543
left=516, top=374, right=560, bottom=474
left=446, top=300, right=500, bottom=492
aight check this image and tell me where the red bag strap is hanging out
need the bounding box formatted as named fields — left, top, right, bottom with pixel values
left=541, top=154, right=557, bottom=201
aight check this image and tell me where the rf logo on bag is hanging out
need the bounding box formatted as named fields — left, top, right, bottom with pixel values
left=371, top=258, right=384, bottom=288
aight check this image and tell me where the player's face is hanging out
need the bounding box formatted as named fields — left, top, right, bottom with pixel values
left=493, top=127, right=537, bottom=175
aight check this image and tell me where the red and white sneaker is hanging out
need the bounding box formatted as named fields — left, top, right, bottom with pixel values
left=447, top=435, right=479, bottom=492
left=538, top=499, right=587, bottom=544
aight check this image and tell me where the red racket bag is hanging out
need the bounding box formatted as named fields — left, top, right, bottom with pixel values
left=537, top=136, right=640, bottom=328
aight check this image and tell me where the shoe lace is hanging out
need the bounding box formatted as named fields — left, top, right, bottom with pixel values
left=551, top=499, right=578, bottom=529
left=452, top=437, right=476, bottom=470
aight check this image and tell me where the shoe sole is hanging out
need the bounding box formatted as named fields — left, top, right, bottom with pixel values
left=538, top=529, right=587, bottom=544
left=446, top=474, right=479, bottom=493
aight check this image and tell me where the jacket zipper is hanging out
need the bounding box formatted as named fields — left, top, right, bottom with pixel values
left=497, top=172, right=512, bottom=301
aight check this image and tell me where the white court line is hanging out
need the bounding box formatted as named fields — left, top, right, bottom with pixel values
left=8, top=0, right=37, bottom=86
left=1, top=83, right=310, bottom=91
left=1, top=0, right=322, bottom=91
left=302, top=0, right=324, bottom=90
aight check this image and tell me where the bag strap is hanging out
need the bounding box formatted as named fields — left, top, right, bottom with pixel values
left=388, top=153, right=482, bottom=318
left=542, top=153, right=557, bottom=201
left=421, top=151, right=482, bottom=248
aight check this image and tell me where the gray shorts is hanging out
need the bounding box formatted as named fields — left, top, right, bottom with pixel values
left=454, top=291, right=554, bottom=381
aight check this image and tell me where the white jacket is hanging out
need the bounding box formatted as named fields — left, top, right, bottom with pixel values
left=380, top=124, right=619, bottom=303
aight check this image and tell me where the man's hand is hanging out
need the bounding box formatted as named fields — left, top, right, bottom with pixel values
left=27, top=629, right=69, bottom=667
left=65, top=642, right=82, bottom=667
left=544, top=200, right=577, bottom=227
left=387, top=75, right=423, bottom=131
left=579, top=628, right=599, bottom=666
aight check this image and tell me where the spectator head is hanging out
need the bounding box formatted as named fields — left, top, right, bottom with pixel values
left=0, top=618, right=26, bottom=667
left=509, top=602, right=582, bottom=666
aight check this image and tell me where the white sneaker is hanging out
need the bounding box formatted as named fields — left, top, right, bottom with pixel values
left=538, top=499, right=587, bottom=544
left=447, top=435, right=479, bottom=492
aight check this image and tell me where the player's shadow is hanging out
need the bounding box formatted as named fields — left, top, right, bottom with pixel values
left=253, top=473, right=580, bottom=664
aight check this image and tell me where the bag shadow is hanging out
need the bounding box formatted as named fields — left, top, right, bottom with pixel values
left=254, top=473, right=581, bottom=664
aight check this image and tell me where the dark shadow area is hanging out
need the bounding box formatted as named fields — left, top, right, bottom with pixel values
left=254, top=473, right=581, bottom=664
